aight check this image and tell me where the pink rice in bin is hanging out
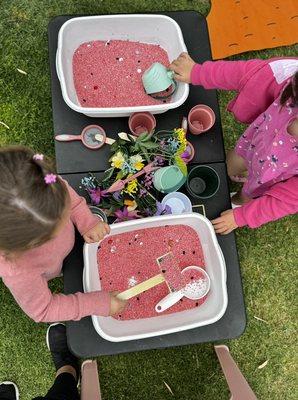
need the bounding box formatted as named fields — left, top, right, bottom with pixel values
left=98, top=225, right=208, bottom=321
left=73, top=40, right=172, bottom=107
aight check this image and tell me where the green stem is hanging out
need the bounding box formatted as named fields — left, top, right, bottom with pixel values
left=138, top=183, right=157, bottom=202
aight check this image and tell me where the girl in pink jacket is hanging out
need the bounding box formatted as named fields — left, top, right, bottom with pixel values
left=0, top=146, right=127, bottom=322
left=170, top=54, right=298, bottom=234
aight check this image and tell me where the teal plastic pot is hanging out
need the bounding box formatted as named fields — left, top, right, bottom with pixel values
left=153, top=165, right=186, bottom=193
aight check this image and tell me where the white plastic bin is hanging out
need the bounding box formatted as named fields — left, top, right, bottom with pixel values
left=56, top=14, right=189, bottom=118
left=83, top=213, right=228, bottom=342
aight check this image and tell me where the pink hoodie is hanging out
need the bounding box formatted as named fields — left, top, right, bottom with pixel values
left=0, top=181, right=110, bottom=323
left=191, top=58, right=298, bottom=228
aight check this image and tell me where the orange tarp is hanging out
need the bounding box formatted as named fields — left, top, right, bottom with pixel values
left=207, top=0, right=298, bottom=59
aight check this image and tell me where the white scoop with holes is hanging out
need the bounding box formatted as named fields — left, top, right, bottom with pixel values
left=155, top=266, right=210, bottom=313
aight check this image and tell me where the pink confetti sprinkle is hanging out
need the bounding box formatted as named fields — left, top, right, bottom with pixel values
left=73, top=40, right=171, bottom=108
left=98, top=225, right=206, bottom=321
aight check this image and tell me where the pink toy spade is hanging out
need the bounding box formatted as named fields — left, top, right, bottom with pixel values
left=106, top=163, right=159, bottom=193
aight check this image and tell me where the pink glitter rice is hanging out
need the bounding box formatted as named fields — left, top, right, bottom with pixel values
left=73, top=40, right=171, bottom=108
left=97, top=225, right=207, bottom=321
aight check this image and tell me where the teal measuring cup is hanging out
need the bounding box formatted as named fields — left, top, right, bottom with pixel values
left=153, top=165, right=186, bottom=193
left=142, top=63, right=177, bottom=100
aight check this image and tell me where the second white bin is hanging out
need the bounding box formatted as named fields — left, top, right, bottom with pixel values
left=83, top=213, right=228, bottom=342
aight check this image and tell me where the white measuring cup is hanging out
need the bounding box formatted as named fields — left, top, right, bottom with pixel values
left=155, top=266, right=210, bottom=313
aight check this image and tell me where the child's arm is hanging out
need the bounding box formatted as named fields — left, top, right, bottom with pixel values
left=2, top=272, right=126, bottom=323
left=63, top=179, right=109, bottom=239
left=170, top=53, right=262, bottom=91
left=233, top=177, right=298, bottom=228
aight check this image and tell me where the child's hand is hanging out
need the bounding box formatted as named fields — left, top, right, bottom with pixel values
left=109, top=291, right=128, bottom=316
left=211, top=209, right=238, bottom=235
left=83, top=221, right=110, bottom=243
left=169, top=52, right=196, bottom=83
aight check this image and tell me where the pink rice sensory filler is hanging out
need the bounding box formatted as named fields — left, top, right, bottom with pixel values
left=73, top=40, right=171, bottom=107
left=98, top=225, right=208, bottom=321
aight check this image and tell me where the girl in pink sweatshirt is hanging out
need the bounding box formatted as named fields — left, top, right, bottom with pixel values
left=0, top=146, right=127, bottom=322
left=170, top=54, right=298, bottom=234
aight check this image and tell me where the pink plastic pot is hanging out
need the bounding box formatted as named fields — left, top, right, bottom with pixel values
left=128, top=112, right=156, bottom=136
left=183, top=141, right=195, bottom=163
left=188, top=105, right=215, bottom=135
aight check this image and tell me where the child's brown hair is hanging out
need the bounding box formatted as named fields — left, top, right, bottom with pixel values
left=280, top=71, right=298, bottom=107
left=0, top=146, right=69, bottom=253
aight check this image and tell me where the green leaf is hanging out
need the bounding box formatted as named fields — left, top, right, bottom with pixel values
left=140, top=147, right=150, bottom=162
left=136, top=132, right=149, bottom=142
left=141, top=142, right=159, bottom=149
left=102, top=167, right=115, bottom=182
left=114, top=170, right=123, bottom=180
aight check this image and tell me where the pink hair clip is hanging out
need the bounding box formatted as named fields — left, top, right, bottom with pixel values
left=44, top=173, right=57, bottom=184
left=33, top=154, right=44, bottom=161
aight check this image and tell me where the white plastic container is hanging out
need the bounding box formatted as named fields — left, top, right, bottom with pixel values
left=83, top=213, right=228, bottom=342
left=56, top=14, right=189, bottom=118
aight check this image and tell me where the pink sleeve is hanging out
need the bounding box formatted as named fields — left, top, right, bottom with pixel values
left=64, top=180, right=99, bottom=235
left=190, top=59, right=263, bottom=91
left=2, top=272, right=110, bottom=322
left=233, top=177, right=298, bottom=228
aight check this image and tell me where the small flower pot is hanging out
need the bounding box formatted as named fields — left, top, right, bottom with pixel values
left=188, top=104, right=215, bottom=135
left=128, top=112, right=156, bottom=136
left=186, top=165, right=220, bottom=199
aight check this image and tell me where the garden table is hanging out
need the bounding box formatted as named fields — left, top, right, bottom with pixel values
left=48, top=11, right=246, bottom=357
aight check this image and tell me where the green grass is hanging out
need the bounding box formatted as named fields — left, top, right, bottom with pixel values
left=0, top=1, right=297, bottom=399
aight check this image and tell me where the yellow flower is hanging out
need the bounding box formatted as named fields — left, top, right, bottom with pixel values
left=174, top=155, right=187, bottom=176
left=111, top=151, right=125, bottom=169
left=174, top=128, right=186, bottom=143
left=176, top=141, right=187, bottom=155
left=124, top=199, right=135, bottom=206
left=130, top=155, right=144, bottom=171
left=124, top=178, right=138, bottom=194
left=125, top=199, right=138, bottom=211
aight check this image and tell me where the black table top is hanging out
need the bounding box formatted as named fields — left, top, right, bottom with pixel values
left=48, top=11, right=226, bottom=174
left=62, top=162, right=246, bottom=357
left=48, top=11, right=245, bottom=357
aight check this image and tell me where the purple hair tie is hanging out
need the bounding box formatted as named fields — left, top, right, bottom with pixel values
left=44, top=173, right=57, bottom=184
left=33, top=154, right=44, bottom=161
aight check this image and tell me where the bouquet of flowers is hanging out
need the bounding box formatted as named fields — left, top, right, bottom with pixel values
left=81, top=128, right=191, bottom=221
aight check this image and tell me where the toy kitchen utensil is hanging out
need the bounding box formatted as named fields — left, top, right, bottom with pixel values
left=117, top=252, right=187, bottom=301
left=155, top=266, right=210, bottom=313
left=55, top=125, right=115, bottom=150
